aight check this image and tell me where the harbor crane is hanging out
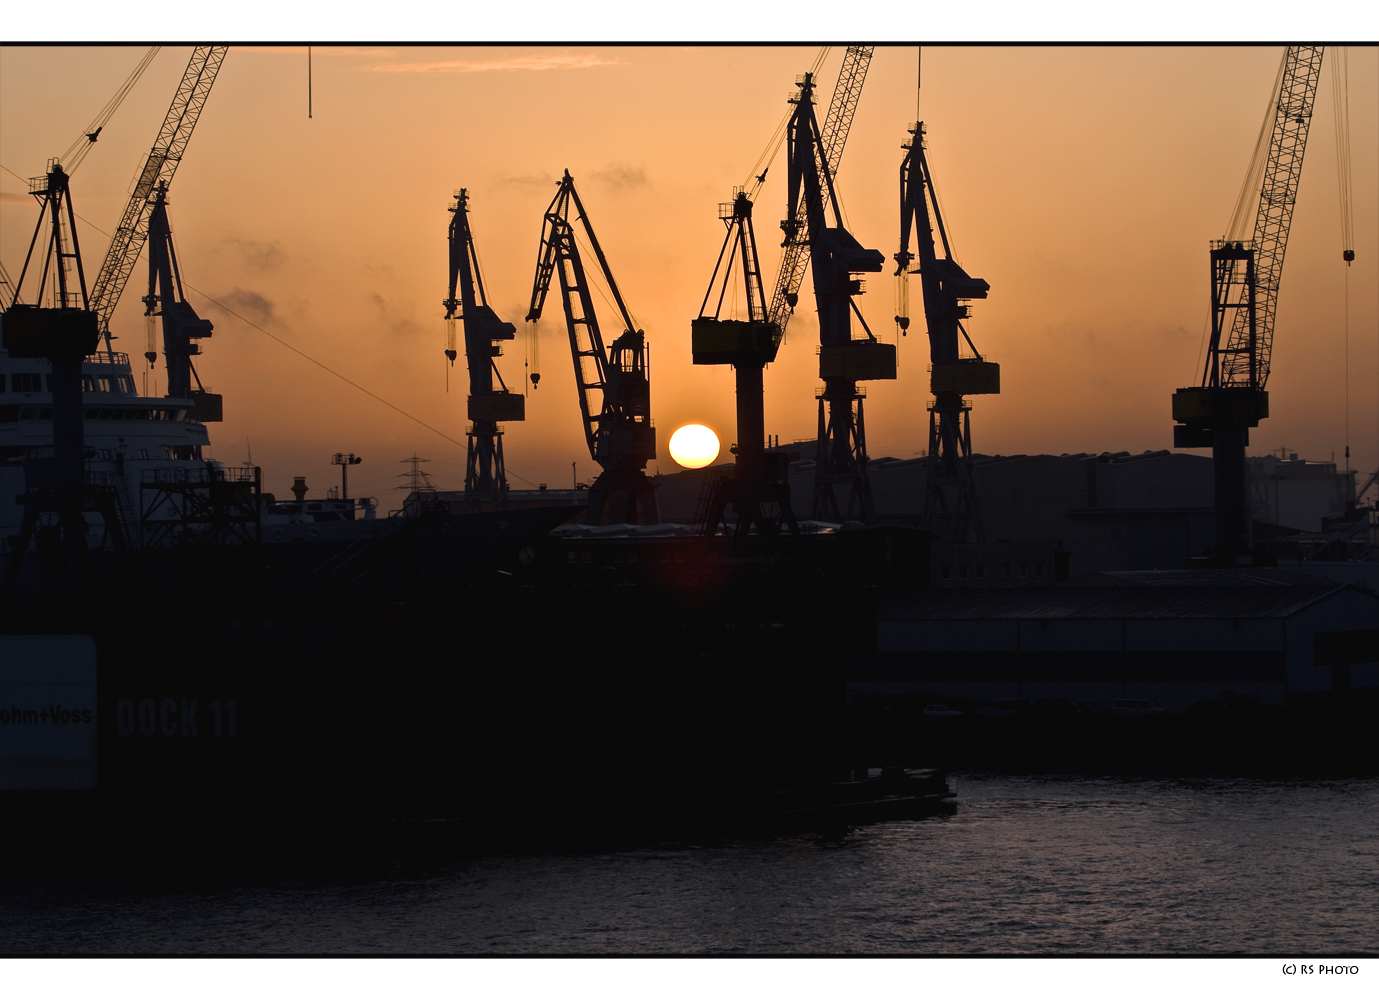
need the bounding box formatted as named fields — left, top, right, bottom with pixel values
left=1172, top=46, right=1324, bottom=562
left=444, top=189, right=524, bottom=501
left=526, top=171, right=658, bottom=525
left=143, top=181, right=220, bottom=421
left=692, top=189, right=799, bottom=543
left=87, top=46, right=227, bottom=357
left=4, top=163, right=124, bottom=571
left=779, top=62, right=893, bottom=522
left=895, top=122, right=998, bottom=542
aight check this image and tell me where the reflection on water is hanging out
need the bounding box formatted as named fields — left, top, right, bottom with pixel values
left=3, top=775, right=1376, bottom=954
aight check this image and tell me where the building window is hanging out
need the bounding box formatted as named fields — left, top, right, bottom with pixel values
left=976, top=564, right=986, bottom=579
left=1003, top=563, right=1011, bottom=578
left=139, top=449, right=149, bottom=460
left=1019, top=562, right=1028, bottom=576
left=1035, top=561, right=1045, bottom=576
left=13, top=373, right=42, bottom=393
left=959, top=564, right=968, bottom=579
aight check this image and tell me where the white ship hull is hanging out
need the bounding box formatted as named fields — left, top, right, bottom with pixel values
left=0, top=347, right=214, bottom=552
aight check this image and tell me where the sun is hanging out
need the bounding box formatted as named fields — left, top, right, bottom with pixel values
left=668, top=424, right=721, bottom=469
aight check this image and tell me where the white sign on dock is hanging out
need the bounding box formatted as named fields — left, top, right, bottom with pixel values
left=0, top=635, right=97, bottom=790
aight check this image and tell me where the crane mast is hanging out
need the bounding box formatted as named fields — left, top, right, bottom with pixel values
left=895, top=123, right=998, bottom=542
left=87, top=46, right=227, bottom=354
left=782, top=71, right=892, bottom=523
left=526, top=171, right=658, bottom=525
left=444, top=189, right=524, bottom=501
left=143, top=181, right=219, bottom=421
left=692, top=189, right=799, bottom=544
left=1173, top=46, right=1323, bottom=561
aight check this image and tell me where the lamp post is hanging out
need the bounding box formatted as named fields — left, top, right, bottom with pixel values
left=332, top=452, right=362, bottom=500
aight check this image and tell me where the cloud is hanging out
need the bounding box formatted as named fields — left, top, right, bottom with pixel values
left=367, top=54, right=616, bottom=74
left=498, top=172, right=558, bottom=190
left=208, top=287, right=276, bottom=326
left=590, top=164, right=647, bottom=191
left=369, top=292, right=423, bottom=339
left=1, top=190, right=32, bottom=204
left=226, top=237, right=286, bottom=273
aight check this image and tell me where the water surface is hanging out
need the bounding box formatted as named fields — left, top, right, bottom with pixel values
left=3, top=774, right=1375, bottom=954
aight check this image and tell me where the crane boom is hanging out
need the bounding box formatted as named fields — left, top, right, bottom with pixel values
left=1220, top=46, right=1323, bottom=388
left=88, top=45, right=227, bottom=352
left=767, top=45, right=873, bottom=335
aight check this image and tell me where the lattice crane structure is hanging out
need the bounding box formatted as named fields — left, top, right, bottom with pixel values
left=526, top=172, right=658, bottom=525
left=444, top=189, right=524, bottom=501
left=87, top=46, right=227, bottom=354
left=895, top=122, right=998, bottom=542
left=1173, top=46, right=1324, bottom=560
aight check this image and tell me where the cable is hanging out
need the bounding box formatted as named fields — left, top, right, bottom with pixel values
left=1331, top=46, right=1354, bottom=260
left=742, top=46, right=831, bottom=201
left=61, top=47, right=161, bottom=175
left=1329, top=47, right=1354, bottom=481
left=1226, top=49, right=1287, bottom=242
left=916, top=45, right=922, bottom=122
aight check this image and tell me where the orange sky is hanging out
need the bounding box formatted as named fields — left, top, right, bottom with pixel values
left=2, top=45, right=1375, bottom=500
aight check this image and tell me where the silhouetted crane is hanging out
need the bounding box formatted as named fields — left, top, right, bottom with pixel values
left=1173, top=46, right=1324, bottom=562
left=444, top=189, right=524, bottom=501
left=526, top=171, right=658, bottom=525
left=692, top=189, right=799, bottom=544
left=143, top=181, right=219, bottom=420
left=4, top=163, right=124, bottom=572
left=895, top=122, right=998, bottom=542
left=781, top=67, right=893, bottom=522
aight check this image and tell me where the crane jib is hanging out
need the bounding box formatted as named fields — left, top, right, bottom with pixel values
left=88, top=46, right=227, bottom=351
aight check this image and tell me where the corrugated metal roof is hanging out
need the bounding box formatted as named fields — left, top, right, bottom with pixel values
left=876, top=585, right=1365, bottom=621
left=1079, top=568, right=1338, bottom=587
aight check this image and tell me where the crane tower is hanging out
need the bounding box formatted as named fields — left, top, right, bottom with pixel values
left=781, top=69, right=894, bottom=523
left=526, top=172, right=658, bottom=525
left=895, top=122, right=998, bottom=542
left=1172, top=46, right=1324, bottom=560
left=444, top=189, right=525, bottom=501
left=692, top=189, right=799, bottom=543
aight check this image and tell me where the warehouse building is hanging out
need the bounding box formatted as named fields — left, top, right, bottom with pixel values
left=852, top=569, right=1378, bottom=712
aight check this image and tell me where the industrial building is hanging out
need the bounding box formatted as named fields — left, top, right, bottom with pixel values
left=850, top=569, right=1378, bottom=713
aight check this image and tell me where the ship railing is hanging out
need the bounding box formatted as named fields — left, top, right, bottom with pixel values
left=85, top=351, right=131, bottom=367
left=141, top=466, right=259, bottom=484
